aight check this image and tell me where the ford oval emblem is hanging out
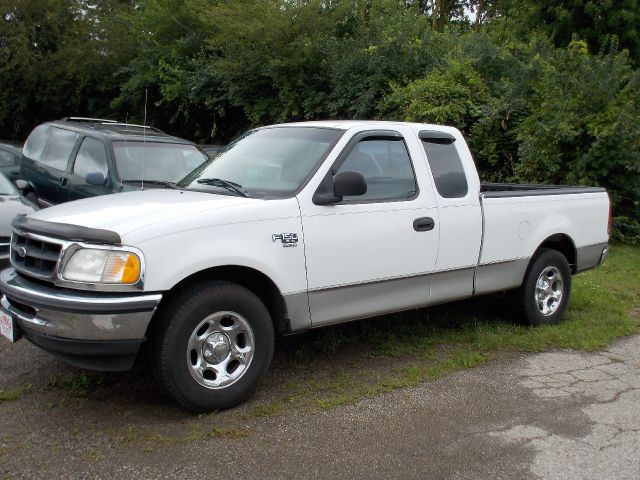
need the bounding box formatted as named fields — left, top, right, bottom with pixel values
left=16, top=246, right=27, bottom=258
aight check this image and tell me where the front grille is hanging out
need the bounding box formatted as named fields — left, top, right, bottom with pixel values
left=11, top=232, right=63, bottom=281
left=0, top=236, right=9, bottom=256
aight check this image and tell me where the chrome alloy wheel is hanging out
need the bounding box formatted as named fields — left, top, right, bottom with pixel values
left=535, top=266, right=564, bottom=316
left=186, top=311, right=255, bottom=389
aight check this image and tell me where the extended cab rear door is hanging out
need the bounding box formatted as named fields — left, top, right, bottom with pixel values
left=418, top=130, right=482, bottom=302
left=298, top=126, right=439, bottom=326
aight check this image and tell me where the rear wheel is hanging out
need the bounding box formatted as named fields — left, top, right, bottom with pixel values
left=152, top=281, right=274, bottom=412
left=514, top=248, right=572, bottom=326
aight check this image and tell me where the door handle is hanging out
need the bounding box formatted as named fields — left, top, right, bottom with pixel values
left=413, top=217, right=435, bottom=232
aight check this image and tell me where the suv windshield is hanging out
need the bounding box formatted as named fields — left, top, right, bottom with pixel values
left=113, top=142, right=208, bottom=183
left=178, top=127, right=344, bottom=197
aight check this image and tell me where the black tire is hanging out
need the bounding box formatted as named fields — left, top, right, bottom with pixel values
left=514, top=248, right=572, bottom=326
left=152, top=281, right=274, bottom=412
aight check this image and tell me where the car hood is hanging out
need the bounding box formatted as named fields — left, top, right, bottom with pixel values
left=0, top=195, right=38, bottom=237
left=27, top=189, right=267, bottom=243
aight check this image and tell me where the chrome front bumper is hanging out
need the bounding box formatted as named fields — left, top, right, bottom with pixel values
left=0, top=268, right=163, bottom=371
left=0, top=268, right=162, bottom=341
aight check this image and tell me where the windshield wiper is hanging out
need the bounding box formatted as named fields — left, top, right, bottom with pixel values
left=196, top=178, right=250, bottom=197
left=122, top=179, right=174, bottom=186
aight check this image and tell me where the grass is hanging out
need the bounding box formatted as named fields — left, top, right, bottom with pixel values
left=45, top=372, right=107, bottom=398
left=0, top=388, right=22, bottom=402
left=251, top=243, right=640, bottom=415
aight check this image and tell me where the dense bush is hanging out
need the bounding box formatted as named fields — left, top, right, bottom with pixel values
left=1, top=0, right=638, bottom=241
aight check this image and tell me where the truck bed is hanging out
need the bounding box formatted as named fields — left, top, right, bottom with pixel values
left=480, top=182, right=606, bottom=198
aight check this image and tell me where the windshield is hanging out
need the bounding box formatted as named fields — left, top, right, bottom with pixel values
left=0, top=173, right=18, bottom=195
left=178, top=127, right=344, bottom=197
left=112, top=141, right=208, bottom=182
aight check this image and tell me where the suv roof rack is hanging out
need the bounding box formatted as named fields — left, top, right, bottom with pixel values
left=58, top=117, right=165, bottom=135
left=60, top=117, right=118, bottom=124
left=102, top=122, right=162, bottom=131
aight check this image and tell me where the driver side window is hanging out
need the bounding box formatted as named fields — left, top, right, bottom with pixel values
left=73, top=137, right=109, bottom=182
left=335, top=137, right=417, bottom=202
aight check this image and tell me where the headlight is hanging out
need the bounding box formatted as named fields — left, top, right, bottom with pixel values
left=61, top=248, right=141, bottom=284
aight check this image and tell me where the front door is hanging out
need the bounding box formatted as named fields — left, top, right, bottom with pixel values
left=298, top=127, right=439, bottom=326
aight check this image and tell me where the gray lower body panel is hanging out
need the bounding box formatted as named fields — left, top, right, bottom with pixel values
left=430, top=268, right=475, bottom=305
left=474, top=258, right=530, bottom=295
left=308, top=274, right=430, bottom=327
left=301, top=260, right=531, bottom=329
left=282, top=247, right=603, bottom=332
left=575, top=242, right=609, bottom=273
left=282, top=291, right=312, bottom=333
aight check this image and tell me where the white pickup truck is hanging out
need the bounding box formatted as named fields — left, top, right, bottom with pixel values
left=0, top=121, right=610, bottom=411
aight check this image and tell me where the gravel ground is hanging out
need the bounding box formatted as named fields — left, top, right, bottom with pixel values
left=1, top=334, right=639, bottom=480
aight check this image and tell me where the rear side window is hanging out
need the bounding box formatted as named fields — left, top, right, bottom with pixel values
left=336, top=137, right=417, bottom=202
left=23, top=125, right=49, bottom=161
left=421, top=135, right=468, bottom=198
left=24, top=125, right=79, bottom=171
left=73, top=137, right=108, bottom=180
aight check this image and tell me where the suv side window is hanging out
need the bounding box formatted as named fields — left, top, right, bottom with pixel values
left=24, top=125, right=79, bottom=171
left=73, top=137, right=108, bottom=180
left=335, top=137, right=417, bottom=202
left=421, top=136, right=468, bottom=198
left=23, top=124, right=50, bottom=162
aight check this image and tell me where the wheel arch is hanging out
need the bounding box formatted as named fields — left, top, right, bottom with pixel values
left=148, top=265, right=291, bottom=337
left=533, top=233, right=577, bottom=273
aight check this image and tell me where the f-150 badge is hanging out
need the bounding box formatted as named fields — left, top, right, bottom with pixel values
left=272, top=233, right=298, bottom=247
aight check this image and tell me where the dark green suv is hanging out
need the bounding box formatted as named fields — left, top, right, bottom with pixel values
left=20, top=118, right=208, bottom=206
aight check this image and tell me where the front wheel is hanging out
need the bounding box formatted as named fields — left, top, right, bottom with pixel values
left=514, top=248, right=572, bottom=326
left=152, top=281, right=274, bottom=412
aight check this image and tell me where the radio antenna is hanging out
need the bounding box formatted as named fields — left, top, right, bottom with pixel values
left=142, top=89, right=148, bottom=190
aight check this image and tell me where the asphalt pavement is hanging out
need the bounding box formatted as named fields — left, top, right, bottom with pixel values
left=1, top=335, right=639, bottom=479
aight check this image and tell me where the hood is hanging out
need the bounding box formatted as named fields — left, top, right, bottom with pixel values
left=0, top=195, right=38, bottom=237
left=28, top=189, right=261, bottom=241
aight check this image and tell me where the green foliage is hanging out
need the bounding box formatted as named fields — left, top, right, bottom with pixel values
left=504, top=0, right=640, bottom=64
left=0, top=0, right=133, bottom=139
left=515, top=42, right=640, bottom=224
left=2, top=0, right=639, bottom=238
left=381, top=56, right=490, bottom=127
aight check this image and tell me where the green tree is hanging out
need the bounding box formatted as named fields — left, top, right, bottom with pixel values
left=516, top=40, right=640, bottom=236
left=0, top=0, right=133, bottom=140
left=504, top=0, right=640, bottom=63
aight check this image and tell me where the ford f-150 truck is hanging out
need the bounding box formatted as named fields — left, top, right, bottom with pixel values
left=0, top=121, right=610, bottom=412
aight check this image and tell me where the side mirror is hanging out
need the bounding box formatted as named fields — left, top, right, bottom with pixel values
left=313, top=170, right=368, bottom=205
left=14, top=179, right=28, bottom=191
left=85, top=172, right=107, bottom=187
left=333, top=171, right=367, bottom=197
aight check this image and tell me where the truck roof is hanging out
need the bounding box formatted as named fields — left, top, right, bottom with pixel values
left=269, top=120, right=460, bottom=133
